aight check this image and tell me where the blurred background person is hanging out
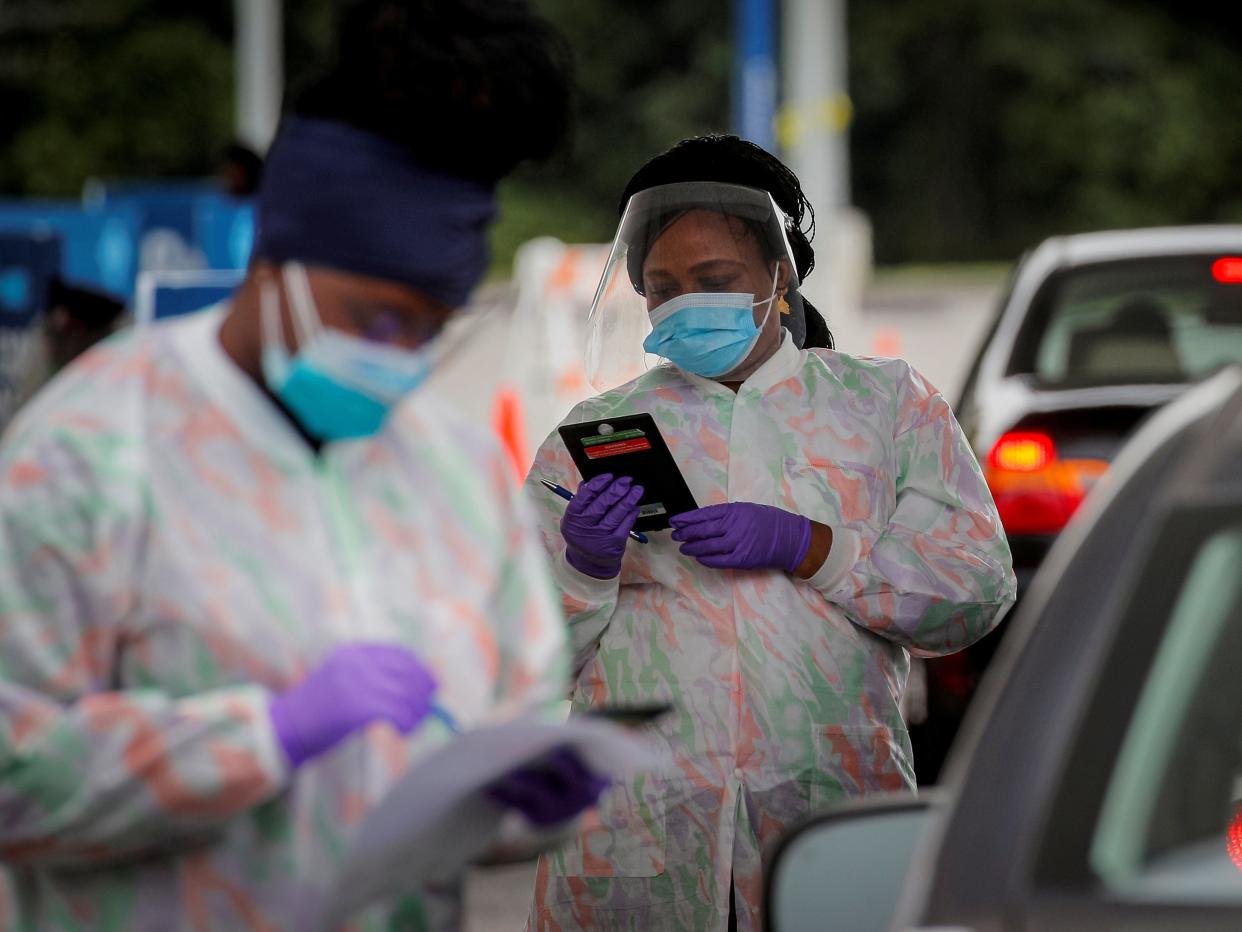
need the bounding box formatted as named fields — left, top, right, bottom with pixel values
left=0, top=2, right=608, bottom=929
left=218, top=141, right=264, bottom=198
left=524, top=135, right=1016, bottom=931
left=11, top=275, right=127, bottom=412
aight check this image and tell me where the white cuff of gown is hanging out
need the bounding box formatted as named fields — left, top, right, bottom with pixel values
left=553, top=550, right=622, bottom=602
left=806, top=526, right=863, bottom=594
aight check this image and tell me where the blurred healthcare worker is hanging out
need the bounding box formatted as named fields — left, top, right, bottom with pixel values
left=525, top=136, right=1017, bottom=931
left=0, top=2, right=605, bottom=929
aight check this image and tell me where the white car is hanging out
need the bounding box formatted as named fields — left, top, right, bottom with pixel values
left=915, top=226, right=1242, bottom=784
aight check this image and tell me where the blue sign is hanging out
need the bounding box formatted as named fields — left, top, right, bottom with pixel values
left=0, top=269, right=32, bottom=315
left=89, top=181, right=215, bottom=243
left=89, top=181, right=224, bottom=273
left=134, top=269, right=243, bottom=325
left=0, top=203, right=139, bottom=300
left=0, top=231, right=63, bottom=326
left=88, top=181, right=257, bottom=274
left=196, top=198, right=256, bottom=271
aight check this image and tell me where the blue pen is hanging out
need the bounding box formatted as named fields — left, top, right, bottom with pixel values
left=429, top=700, right=462, bottom=735
left=538, top=478, right=649, bottom=544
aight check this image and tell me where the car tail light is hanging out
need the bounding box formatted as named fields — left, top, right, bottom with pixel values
left=984, top=431, right=1108, bottom=535
left=1212, top=257, right=1242, bottom=284
left=1229, top=802, right=1242, bottom=873
left=989, top=432, right=1055, bottom=472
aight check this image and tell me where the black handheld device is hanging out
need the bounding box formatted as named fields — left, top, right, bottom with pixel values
left=582, top=703, right=673, bottom=727
left=557, top=413, right=698, bottom=532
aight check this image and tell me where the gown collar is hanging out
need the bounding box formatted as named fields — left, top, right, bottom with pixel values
left=170, top=304, right=324, bottom=470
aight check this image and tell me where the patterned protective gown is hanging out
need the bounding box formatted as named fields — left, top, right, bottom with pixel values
left=526, top=333, right=1016, bottom=931
left=0, top=307, right=567, bottom=931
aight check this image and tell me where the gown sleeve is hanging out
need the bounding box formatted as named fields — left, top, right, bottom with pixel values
left=0, top=425, right=288, bottom=868
left=522, top=406, right=624, bottom=681
left=482, top=445, right=571, bottom=719
left=809, top=365, right=1017, bottom=657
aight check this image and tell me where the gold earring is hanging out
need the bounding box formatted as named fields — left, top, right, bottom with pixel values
left=777, top=293, right=791, bottom=315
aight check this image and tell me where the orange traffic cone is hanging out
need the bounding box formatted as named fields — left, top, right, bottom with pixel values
left=873, top=327, right=902, bottom=357
left=492, top=385, right=530, bottom=483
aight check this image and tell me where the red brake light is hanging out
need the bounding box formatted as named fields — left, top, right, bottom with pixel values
left=1212, top=257, right=1242, bottom=284
left=988, top=432, right=1055, bottom=472
left=984, top=431, right=1108, bottom=536
left=1230, top=803, right=1242, bottom=873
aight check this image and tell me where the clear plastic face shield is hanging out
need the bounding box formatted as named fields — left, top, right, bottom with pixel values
left=585, top=182, right=801, bottom=391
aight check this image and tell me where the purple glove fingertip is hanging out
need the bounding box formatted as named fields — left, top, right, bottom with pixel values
left=268, top=643, right=439, bottom=770
left=269, top=693, right=312, bottom=769
left=485, top=748, right=610, bottom=826
left=671, top=502, right=813, bottom=573
left=561, top=475, right=643, bottom=579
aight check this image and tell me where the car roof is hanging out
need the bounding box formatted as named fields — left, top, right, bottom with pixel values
left=962, top=226, right=1242, bottom=428
left=1039, top=225, right=1242, bottom=268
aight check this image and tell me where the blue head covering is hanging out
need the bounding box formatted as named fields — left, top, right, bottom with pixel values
left=254, top=116, right=497, bottom=308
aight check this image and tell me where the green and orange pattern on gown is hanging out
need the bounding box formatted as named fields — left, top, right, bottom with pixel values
left=526, top=333, right=1016, bottom=931
left=0, top=307, right=568, bottom=931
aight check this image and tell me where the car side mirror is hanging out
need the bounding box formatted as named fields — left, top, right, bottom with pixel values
left=764, top=795, right=935, bottom=932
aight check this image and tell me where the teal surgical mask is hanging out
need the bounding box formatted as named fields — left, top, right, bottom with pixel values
left=642, top=271, right=778, bottom=379
left=260, top=263, right=432, bottom=441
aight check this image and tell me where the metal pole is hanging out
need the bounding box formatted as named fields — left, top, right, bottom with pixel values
left=780, top=0, right=868, bottom=348
left=779, top=0, right=849, bottom=211
left=733, top=0, right=778, bottom=151
left=234, top=0, right=283, bottom=152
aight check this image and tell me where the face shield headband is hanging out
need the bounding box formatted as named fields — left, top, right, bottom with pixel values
left=584, top=182, right=800, bottom=391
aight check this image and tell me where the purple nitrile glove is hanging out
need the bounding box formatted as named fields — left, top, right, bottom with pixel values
left=669, top=502, right=812, bottom=572
left=268, top=643, right=438, bottom=769
left=485, top=747, right=611, bottom=827
left=560, top=473, right=645, bottom=579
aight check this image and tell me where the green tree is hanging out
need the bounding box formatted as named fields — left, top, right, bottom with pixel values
left=490, top=0, right=732, bottom=268
left=0, top=0, right=234, bottom=196
left=849, top=0, right=1242, bottom=261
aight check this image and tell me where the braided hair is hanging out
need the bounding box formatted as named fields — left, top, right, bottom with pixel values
left=619, top=134, right=834, bottom=349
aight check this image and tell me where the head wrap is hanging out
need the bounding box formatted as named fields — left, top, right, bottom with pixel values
left=254, top=116, right=497, bottom=308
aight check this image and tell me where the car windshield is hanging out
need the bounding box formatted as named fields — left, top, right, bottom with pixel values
left=1026, top=256, right=1242, bottom=387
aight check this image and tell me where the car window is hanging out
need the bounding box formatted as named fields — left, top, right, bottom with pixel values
left=1090, top=526, right=1242, bottom=902
left=1027, top=257, right=1242, bottom=387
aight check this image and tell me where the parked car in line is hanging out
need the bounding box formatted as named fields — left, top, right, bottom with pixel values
left=913, top=226, right=1242, bottom=782
left=765, top=367, right=1242, bottom=932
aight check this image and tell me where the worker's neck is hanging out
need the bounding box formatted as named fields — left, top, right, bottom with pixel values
left=218, top=276, right=324, bottom=453
left=218, top=276, right=265, bottom=385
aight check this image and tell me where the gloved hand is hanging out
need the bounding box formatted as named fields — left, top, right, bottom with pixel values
left=485, top=747, right=611, bottom=827
left=670, top=502, right=812, bottom=572
left=560, top=473, right=645, bottom=579
left=269, top=643, right=438, bottom=769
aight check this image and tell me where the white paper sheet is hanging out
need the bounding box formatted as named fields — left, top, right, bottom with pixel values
left=323, top=716, right=666, bottom=926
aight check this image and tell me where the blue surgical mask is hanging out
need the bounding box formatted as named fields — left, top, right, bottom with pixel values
left=260, top=263, right=432, bottom=441
left=641, top=274, right=778, bottom=379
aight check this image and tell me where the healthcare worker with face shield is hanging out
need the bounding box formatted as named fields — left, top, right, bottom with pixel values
left=525, top=135, right=1017, bottom=931
left=0, top=3, right=604, bottom=929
